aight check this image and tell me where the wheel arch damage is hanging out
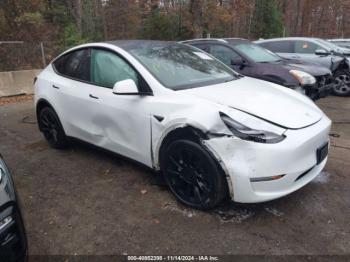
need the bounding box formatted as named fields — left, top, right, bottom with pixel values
left=151, top=119, right=234, bottom=198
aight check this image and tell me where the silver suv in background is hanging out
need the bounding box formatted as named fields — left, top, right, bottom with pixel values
left=255, top=37, right=350, bottom=96
left=328, top=39, right=350, bottom=49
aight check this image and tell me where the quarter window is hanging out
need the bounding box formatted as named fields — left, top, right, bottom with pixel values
left=53, top=49, right=90, bottom=81
left=90, top=49, right=138, bottom=88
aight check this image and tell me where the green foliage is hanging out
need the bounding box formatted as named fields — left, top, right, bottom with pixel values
left=15, top=11, right=44, bottom=25
left=140, top=11, right=191, bottom=40
left=251, top=0, right=284, bottom=39
left=64, top=23, right=88, bottom=48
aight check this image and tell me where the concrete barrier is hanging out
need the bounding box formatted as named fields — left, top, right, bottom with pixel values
left=0, top=69, right=42, bottom=97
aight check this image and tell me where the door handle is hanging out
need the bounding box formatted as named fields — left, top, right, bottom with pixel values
left=52, top=85, right=60, bottom=89
left=89, top=94, right=99, bottom=99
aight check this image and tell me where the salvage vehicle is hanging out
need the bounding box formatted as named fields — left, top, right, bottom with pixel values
left=183, top=38, right=333, bottom=101
left=0, top=155, right=27, bottom=262
left=255, top=37, right=350, bottom=96
left=34, top=41, right=331, bottom=209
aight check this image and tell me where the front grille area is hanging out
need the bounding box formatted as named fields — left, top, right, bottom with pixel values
left=305, top=73, right=333, bottom=100
left=315, top=74, right=333, bottom=89
left=295, top=166, right=315, bottom=182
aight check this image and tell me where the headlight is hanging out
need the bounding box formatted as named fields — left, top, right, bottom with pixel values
left=289, top=70, right=316, bottom=85
left=220, top=113, right=285, bottom=143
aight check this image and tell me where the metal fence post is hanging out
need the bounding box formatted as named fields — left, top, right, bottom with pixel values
left=40, top=42, right=46, bottom=68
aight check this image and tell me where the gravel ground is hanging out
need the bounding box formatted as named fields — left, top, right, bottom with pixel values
left=0, top=96, right=349, bottom=258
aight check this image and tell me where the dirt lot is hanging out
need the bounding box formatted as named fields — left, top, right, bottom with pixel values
left=0, top=96, right=349, bottom=256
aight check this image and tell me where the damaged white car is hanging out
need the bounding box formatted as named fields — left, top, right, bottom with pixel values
left=34, top=40, right=331, bottom=209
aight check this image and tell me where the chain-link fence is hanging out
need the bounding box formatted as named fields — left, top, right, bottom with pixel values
left=0, top=41, right=64, bottom=72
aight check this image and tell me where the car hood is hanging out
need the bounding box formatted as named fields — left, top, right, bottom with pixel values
left=178, top=77, right=323, bottom=129
left=276, top=60, right=331, bottom=76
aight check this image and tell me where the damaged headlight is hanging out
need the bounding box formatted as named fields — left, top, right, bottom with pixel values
left=220, top=113, right=286, bottom=144
left=289, top=70, right=316, bottom=85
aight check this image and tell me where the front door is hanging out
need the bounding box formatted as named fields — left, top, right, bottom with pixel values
left=87, top=48, right=153, bottom=166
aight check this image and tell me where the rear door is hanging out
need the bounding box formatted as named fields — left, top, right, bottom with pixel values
left=51, top=48, right=100, bottom=141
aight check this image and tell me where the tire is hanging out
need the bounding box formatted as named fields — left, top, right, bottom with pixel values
left=161, top=139, right=228, bottom=210
left=333, top=70, right=350, bottom=96
left=38, top=107, right=69, bottom=149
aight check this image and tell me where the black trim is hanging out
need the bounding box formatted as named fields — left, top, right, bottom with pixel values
left=113, top=91, right=152, bottom=96
left=153, top=115, right=164, bottom=122
left=89, top=94, right=99, bottom=99
left=295, top=166, right=315, bottom=181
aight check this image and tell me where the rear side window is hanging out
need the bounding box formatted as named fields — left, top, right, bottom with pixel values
left=90, top=49, right=139, bottom=88
left=259, top=41, right=293, bottom=53
left=53, top=49, right=90, bottom=81
left=209, top=44, right=241, bottom=66
left=294, top=41, right=321, bottom=54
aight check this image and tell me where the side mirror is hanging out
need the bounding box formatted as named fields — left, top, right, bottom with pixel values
left=315, top=49, right=330, bottom=56
left=112, top=79, right=139, bottom=95
left=231, top=57, right=246, bottom=66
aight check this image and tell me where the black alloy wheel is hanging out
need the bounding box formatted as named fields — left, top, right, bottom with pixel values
left=161, top=139, right=228, bottom=210
left=39, top=107, right=69, bottom=149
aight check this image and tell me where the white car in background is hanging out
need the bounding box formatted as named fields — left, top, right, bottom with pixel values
left=34, top=41, right=331, bottom=209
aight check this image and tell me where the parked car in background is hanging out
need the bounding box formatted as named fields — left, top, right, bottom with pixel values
left=35, top=40, right=331, bottom=209
left=328, top=39, right=350, bottom=49
left=0, top=155, right=27, bottom=262
left=183, top=38, right=333, bottom=100
left=255, top=37, right=350, bottom=96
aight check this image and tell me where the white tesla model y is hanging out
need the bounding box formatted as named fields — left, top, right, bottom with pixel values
left=34, top=40, right=331, bottom=209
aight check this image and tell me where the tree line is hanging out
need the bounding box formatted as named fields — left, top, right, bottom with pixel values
left=0, top=0, right=349, bottom=70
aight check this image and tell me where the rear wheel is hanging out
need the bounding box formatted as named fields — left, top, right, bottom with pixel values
left=333, top=70, right=350, bottom=96
left=161, top=139, right=228, bottom=210
left=38, top=107, right=69, bottom=149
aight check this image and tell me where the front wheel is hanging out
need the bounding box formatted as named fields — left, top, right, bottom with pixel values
left=333, top=70, right=350, bottom=96
left=161, top=140, right=228, bottom=210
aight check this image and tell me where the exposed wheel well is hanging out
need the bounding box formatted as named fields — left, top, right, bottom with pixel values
left=158, top=126, right=231, bottom=202
left=158, top=126, right=207, bottom=168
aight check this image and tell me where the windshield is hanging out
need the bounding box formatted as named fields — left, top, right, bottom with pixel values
left=234, top=42, right=281, bottom=63
left=128, top=43, right=237, bottom=90
left=316, top=39, right=342, bottom=51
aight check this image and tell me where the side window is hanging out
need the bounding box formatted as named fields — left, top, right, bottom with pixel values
left=209, top=45, right=241, bottom=66
left=91, top=49, right=138, bottom=88
left=54, top=49, right=90, bottom=81
left=294, top=41, right=322, bottom=54
left=259, top=41, right=293, bottom=53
